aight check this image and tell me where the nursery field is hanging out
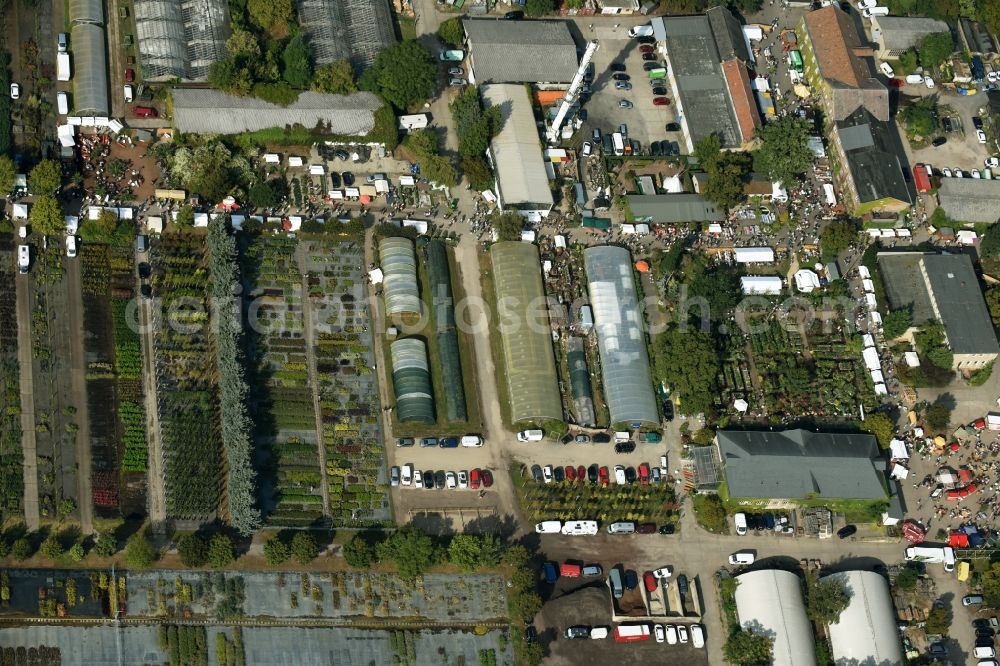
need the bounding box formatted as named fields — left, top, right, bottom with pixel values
left=0, top=568, right=121, bottom=618
left=150, top=233, right=223, bottom=522
left=302, top=239, right=391, bottom=527
left=241, top=234, right=324, bottom=526
left=0, top=232, right=23, bottom=523
left=80, top=242, right=147, bottom=518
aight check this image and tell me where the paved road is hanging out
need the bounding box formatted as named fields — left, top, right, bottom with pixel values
left=14, top=273, right=40, bottom=531
left=64, top=255, right=94, bottom=535
left=139, top=293, right=166, bottom=529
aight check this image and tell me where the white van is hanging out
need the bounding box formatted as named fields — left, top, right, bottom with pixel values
left=17, top=245, right=30, bottom=273
left=691, top=624, right=705, bottom=649
left=535, top=520, right=562, bottom=534
left=56, top=91, right=68, bottom=115
left=614, top=431, right=631, bottom=442
left=614, top=465, right=626, bottom=485
left=590, top=627, right=609, bottom=640
left=517, top=429, right=543, bottom=442
left=904, top=74, right=923, bottom=84
left=628, top=25, right=654, bottom=38
left=976, top=646, right=996, bottom=659
left=728, top=551, right=755, bottom=565
left=460, top=435, right=483, bottom=447
left=124, top=85, right=133, bottom=103
left=561, top=520, right=599, bottom=536
left=863, top=6, right=890, bottom=17
left=607, top=521, right=635, bottom=534
left=734, top=513, right=748, bottom=536
left=65, top=235, right=77, bottom=258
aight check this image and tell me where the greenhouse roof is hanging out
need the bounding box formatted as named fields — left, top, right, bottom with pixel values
left=69, top=0, right=103, bottom=24
left=134, top=0, right=230, bottom=81
left=390, top=338, right=435, bottom=424
left=71, top=24, right=109, bottom=116
left=584, top=246, right=659, bottom=427
left=490, top=242, right=562, bottom=424
left=379, top=237, right=421, bottom=316
left=296, top=0, right=396, bottom=69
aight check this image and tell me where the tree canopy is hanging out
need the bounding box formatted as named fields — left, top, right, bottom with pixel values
left=438, top=17, right=464, bottom=46
left=723, top=628, right=773, bottom=666
left=919, top=32, right=954, bottom=70
left=491, top=211, right=524, bottom=242
left=376, top=527, right=439, bottom=579
left=806, top=575, right=850, bottom=624
left=652, top=326, right=721, bottom=416
left=177, top=533, right=209, bottom=567
left=29, top=195, right=64, bottom=236
left=819, top=220, right=857, bottom=261
left=450, top=86, right=503, bottom=158
left=697, top=142, right=752, bottom=210
left=247, top=0, right=294, bottom=34
left=900, top=96, right=938, bottom=137
left=124, top=530, right=157, bottom=569
left=207, top=534, right=235, bottom=568
left=525, top=0, right=555, bottom=17
left=447, top=534, right=502, bottom=572
left=281, top=33, right=313, bottom=88
left=290, top=532, right=319, bottom=564
left=860, top=413, right=896, bottom=448
left=753, top=116, right=812, bottom=187
left=343, top=534, right=376, bottom=568
left=924, top=400, right=951, bottom=433
left=263, top=537, right=290, bottom=566
left=882, top=308, right=912, bottom=340
left=311, top=61, right=357, bottom=94
left=360, top=41, right=437, bottom=110
left=29, top=159, right=62, bottom=195
left=0, top=155, right=15, bottom=194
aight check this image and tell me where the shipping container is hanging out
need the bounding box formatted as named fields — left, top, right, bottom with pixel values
left=913, top=165, right=931, bottom=193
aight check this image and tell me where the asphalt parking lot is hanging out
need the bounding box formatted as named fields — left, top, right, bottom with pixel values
left=900, top=86, right=998, bottom=173
left=582, top=31, right=679, bottom=155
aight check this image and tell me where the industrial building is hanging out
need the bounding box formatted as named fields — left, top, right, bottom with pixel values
left=937, top=178, right=1000, bottom=224
left=740, top=276, right=782, bottom=295
left=830, top=106, right=913, bottom=214
left=734, top=569, right=817, bottom=666
left=134, top=0, right=231, bottom=81
left=870, top=16, right=950, bottom=59
left=482, top=84, right=554, bottom=220
left=654, top=8, right=761, bottom=152
left=296, top=0, right=396, bottom=71
left=390, top=338, right=435, bottom=424
left=733, top=247, right=775, bottom=264
left=627, top=194, right=725, bottom=224
left=799, top=5, right=889, bottom=122
left=463, top=19, right=579, bottom=85
left=717, top=429, right=888, bottom=500
left=877, top=252, right=999, bottom=370
left=490, top=242, right=562, bottom=424
left=379, top=237, right=422, bottom=317
left=825, top=571, right=904, bottom=665
left=171, top=89, right=383, bottom=135
left=584, top=246, right=659, bottom=427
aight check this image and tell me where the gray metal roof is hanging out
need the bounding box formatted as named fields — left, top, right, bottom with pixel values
left=960, top=17, right=997, bottom=55
left=482, top=84, right=553, bottom=212
left=873, top=16, right=949, bottom=51
left=707, top=6, right=749, bottom=62
left=661, top=15, right=742, bottom=148
left=835, top=106, right=912, bottom=206
left=628, top=194, right=725, bottom=223
left=69, top=0, right=103, bottom=24
left=877, top=252, right=938, bottom=323
left=171, top=89, right=382, bottom=135
left=735, top=570, right=817, bottom=666
left=134, top=0, right=230, bottom=81
left=584, top=246, right=659, bottom=427
left=923, top=254, right=1000, bottom=357
left=490, top=242, right=562, bottom=424
left=297, top=0, right=396, bottom=70
left=826, top=571, right=904, bottom=666
left=71, top=24, right=109, bottom=115
left=718, top=429, right=887, bottom=500
left=463, top=19, right=579, bottom=83
left=937, top=178, right=1000, bottom=223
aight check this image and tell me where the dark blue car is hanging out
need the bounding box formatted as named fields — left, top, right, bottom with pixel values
left=543, top=561, right=559, bottom=584
left=439, top=437, right=459, bottom=448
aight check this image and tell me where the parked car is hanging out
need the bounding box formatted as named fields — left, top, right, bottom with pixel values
left=617, top=99, right=633, bottom=109
left=531, top=464, right=544, bottom=482
left=593, top=433, right=611, bottom=443
left=413, top=470, right=422, bottom=487
left=329, top=172, right=341, bottom=188
left=447, top=67, right=463, bottom=76
left=652, top=566, right=673, bottom=579
left=665, top=625, right=678, bottom=645
left=615, top=81, right=632, bottom=91
left=610, top=63, right=627, bottom=72
left=599, top=466, right=610, bottom=485
left=677, top=575, right=689, bottom=596
left=978, top=129, right=988, bottom=144
left=9, top=82, right=19, bottom=100
left=342, top=172, right=355, bottom=186
left=964, top=595, right=986, bottom=607
left=445, top=472, right=457, bottom=489
left=665, top=122, right=680, bottom=132
left=553, top=466, right=565, bottom=483
left=424, top=471, right=435, bottom=489
left=396, top=438, right=414, bottom=447
left=576, top=465, right=585, bottom=480
left=457, top=470, right=468, bottom=489
left=504, top=10, right=524, bottom=19
left=650, top=141, right=662, bottom=156
left=400, top=465, right=412, bottom=486
left=643, top=62, right=663, bottom=71
left=565, top=466, right=576, bottom=481
left=654, top=624, right=665, bottom=643
left=642, top=53, right=658, bottom=61
left=837, top=525, right=857, bottom=539
left=658, top=524, right=675, bottom=535
left=390, top=466, right=400, bottom=487
left=638, top=463, right=650, bottom=484
left=439, top=437, right=458, bottom=448
left=448, top=78, right=467, bottom=86
left=653, top=97, right=670, bottom=106
left=582, top=141, right=593, bottom=156
left=575, top=434, right=591, bottom=443
left=543, top=465, right=554, bottom=483
left=125, top=68, right=135, bottom=82
left=691, top=624, right=705, bottom=649
left=728, top=551, right=755, bottom=565
left=637, top=523, right=656, bottom=534
left=973, top=116, right=984, bottom=130
left=481, top=469, right=493, bottom=487
left=624, top=467, right=637, bottom=483
left=878, top=62, right=895, bottom=78
left=564, top=626, right=590, bottom=639
left=587, top=464, right=599, bottom=483
left=640, top=45, right=655, bottom=53
left=924, top=75, right=935, bottom=88
left=582, top=564, right=603, bottom=576
left=614, top=442, right=636, bottom=454
left=592, top=128, right=602, bottom=142
left=614, top=465, right=626, bottom=485
left=132, top=106, right=157, bottom=118
left=986, top=157, right=1000, bottom=168
left=678, top=625, right=689, bottom=643
left=651, top=86, right=668, bottom=96
left=623, top=570, right=638, bottom=590
left=637, top=35, right=655, bottom=44
left=419, top=437, right=437, bottom=447
left=612, top=72, right=630, bottom=81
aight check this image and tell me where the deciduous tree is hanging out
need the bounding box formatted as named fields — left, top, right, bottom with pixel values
left=359, top=41, right=437, bottom=110
left=438, top=17, right=464, bottom=46
left=263, top=537, right=290, bottom=566
left=28, top=159, right=61, bottom=194
left=753, top=116, right=812, bottom=187
left=282, top=33, right=313, bottom=88
left=290, top=531, right=319, bottom=564
left=920, top=32, right=954, bottom=70
left=723, top=628, right=773, bottom=666
left=342, top=534, right=375, bottom=568
left=207, top=534, right=235, bottom=568
left=652, top=327, right=720, bottom=416
left=819, top=220, right=857, bottom=260
left=860, top=413, right=896, bottom=448
left=525, top=0, right=554, bottom=17
left=311, top=61, right=356, bottom=94
left=882, top=308, right=913, bottom=340
left=124, top=530, right=157, bottom=569
left=247, top=0, right=294, bottom=34
left=376, top=527, right=439, bottom=579
left=29, top=195, right=64, bottom=235
left=177, top=533, right=208, bottom=567
left=0, top=155, right=15, bottom=194
left=448, top=534, right=502, bottom=572
left=806, top=574, right=850, bottom=624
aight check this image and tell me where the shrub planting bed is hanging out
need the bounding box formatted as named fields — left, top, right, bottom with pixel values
left=0, top=233, right=23, bottom=522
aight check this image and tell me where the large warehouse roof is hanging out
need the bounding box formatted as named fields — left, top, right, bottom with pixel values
left=134, top=0, right=230, bottom=81
left=826, top=571, right=903, bottom=666
left=379, top=237, right=421, bottom=316
left=482, top=84, right=554, bottom=216
left=734, top=570, right=817, bottom=666
left=297, top=0, right=396, bottom=70
left=71, top=24, right=109, bottom=115
left=69, top=0, right=103, bottom=24
left=390, top=338, right=435, bottom=424
left=584, top=246, right=659, bottom=427
left=463, top=19, right=578, bottom=83
left=718, top=429, right=887, bottom=500
left=937, top=178, right=1000, bottom=223
left=171, top=89, right=382, bottom=135
left=490, top=242, right=562, bottom=424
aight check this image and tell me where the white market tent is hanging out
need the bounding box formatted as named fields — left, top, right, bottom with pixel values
left=734, top=398, right=749, bottom=412
left=793, top=269, right=821, bottom=292
left=862, top=333, right=875, bottom=348
left=308, top=164, right=325, bottom=175
left=865, top=293, right=877, bottom=308
left=863, top=347, right=881, bottom=371
left=741, top=276, right=782, bottom=295
left=707, top=223, right=723, bottom=234
left=288, top=156, right=304, bottom=167
left=889, top=439, right=909, bottom=460
left=621, top=224, right=636, bottom=234
left=368, top=268, right=384, bottom=284
left=904, top=351, right=920, bottom=367
left=12, top=203, right=29, bottom=219
left=734, top=247, right=775, bottom=263
left=870, top=369, right=884, bottom=384
left=862, top=279, right=875, bottom=293
left=870, top=311, right=883, bottom=326
left=520, top=230, right=536, bottom=242
left=874, top=383, right=888, bottom=396
left=857, top=266, right=871, bottom=279
left=264, top=153, right=280, bottom=163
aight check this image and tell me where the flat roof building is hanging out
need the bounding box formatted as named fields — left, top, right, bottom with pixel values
left=937, top=178, right=1000, bottom=224
left=717, top=429, right=888, bottom=500
left=878, top=252, right=999, bottom=370
left=490, top=242, right=562, bottom=424
left=628, top=194, right=725, bottom=224
left=463, top=19, right=579, bottom=84
left=799, top=5, right=889, bottom=122
left=171, top=89, right=382, bottom=135
left=740, top=276, right=782, bottom=295
left=831, top=106, right=913, bottom=215
left=825, top=571, right=904, bottom=666
left=734, top=247, right=775, bottom=263
left=482, top=84, right=554, bottom=220
left=734, top=569, right=817, bottom=666
left=585, top=246, right=659, bottom=427
left=658, top=8, right=760, bottom=152
left=871, top=16, right=950, bottom=59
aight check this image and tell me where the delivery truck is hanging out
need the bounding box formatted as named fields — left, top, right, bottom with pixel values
left=57, top=53, right=71, bottom=82
left=612, top=132, right=624, bottom=156
left=904, top=546, right=956, bottom=572
left=613, top=624, right=651, bottom=643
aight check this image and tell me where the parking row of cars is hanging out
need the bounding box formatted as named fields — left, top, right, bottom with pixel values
left=395, top=435, right=483, bottom=448
left=528, top=462, right=666, bottom=486
left=389, top=464, right=494, bottom=490
left=733, top=511, right=794, bottom=536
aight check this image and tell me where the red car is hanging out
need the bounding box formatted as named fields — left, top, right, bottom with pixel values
left=637, top=523, right=657, bottom=534
left=653, top=97, right=670, bottom=106
left=481, top=469, right=493, bottom=487
left=470, top=468, right=481, bottom=489
left=125, top=68, right=135, bottom=83
left=576, top=465, right=586, bottom=482
left=639, top=45, right=655, bottom=54
left=565, top=466, right=576, bottom=481
left=888, top=78, right=904, bottom=88
left=598, top=466, right=610, bottom=486
left=638, top=463, right=650, bottom=485
left=643, top=571, right=658, bottom=592
left=132, top=106, right=157, bottom=118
